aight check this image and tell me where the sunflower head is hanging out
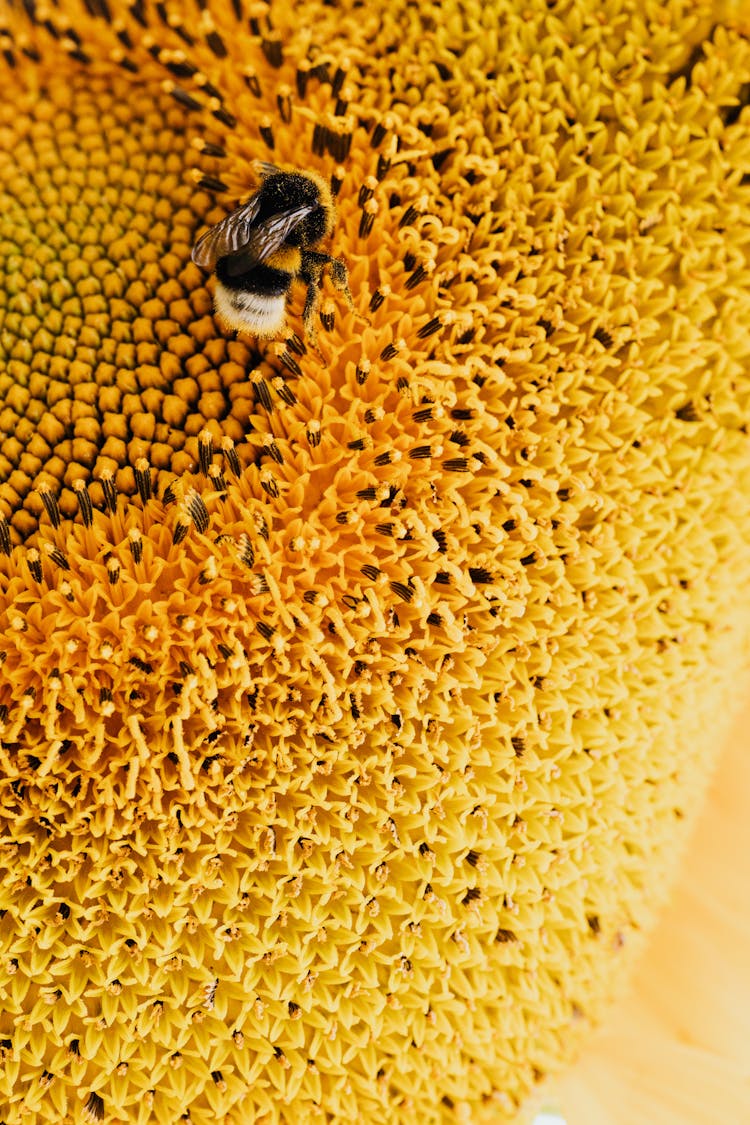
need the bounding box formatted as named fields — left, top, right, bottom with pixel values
left=1, top=1, right=750, bottom=1123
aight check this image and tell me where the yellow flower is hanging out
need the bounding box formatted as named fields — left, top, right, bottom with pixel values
left=0, top=1, right=749, bottom=1123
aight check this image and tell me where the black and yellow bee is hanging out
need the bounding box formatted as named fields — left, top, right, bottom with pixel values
left=191, top=162, right=351, bottom=342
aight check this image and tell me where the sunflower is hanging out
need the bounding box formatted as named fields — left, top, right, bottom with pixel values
left=1, top=1, right=750, bottom=1123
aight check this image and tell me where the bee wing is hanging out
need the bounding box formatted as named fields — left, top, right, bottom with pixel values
left=254, top=161, right=282, bottom=179
left=192, top=199, right=315, bottom=271
left=238, top=204, right=316, bottom=265
left=191, top=194, right=264, bottom=270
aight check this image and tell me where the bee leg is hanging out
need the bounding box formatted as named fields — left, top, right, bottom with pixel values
left=299, top=265, right=323, bottom=345
left=328, top=257, right=354, bottom=310
left=302, top=283, right=321, bottom=344
left=301, top=250, right=355, bottom=323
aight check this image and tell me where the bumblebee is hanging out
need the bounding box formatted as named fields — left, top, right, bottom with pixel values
left=191, top=162, right=351, bottom=342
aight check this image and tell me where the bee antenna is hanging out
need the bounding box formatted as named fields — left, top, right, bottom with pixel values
left=253, top=160, right=282, bottom=179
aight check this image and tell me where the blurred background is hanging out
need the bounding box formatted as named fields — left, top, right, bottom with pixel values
left=532, top=692, right=750, bottom=1124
